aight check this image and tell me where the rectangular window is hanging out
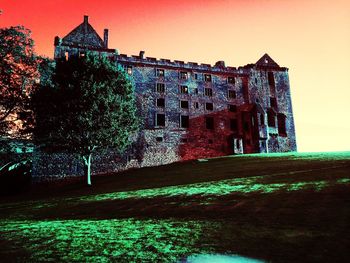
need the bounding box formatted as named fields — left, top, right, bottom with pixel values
left=204, top=88, right=213, bottom=97
left=156, top=83, right=165, bottom=93
left=122, top=65, right=132, bottom=75
left=230, top=119, right=238, bottom=131
left=180, top=71, right=188, bottom=80
left=267, top=111, right=276, bottom=127
left=278, top=114, right=287, bottom=135
left=193, top=88, right=198, bottom=94
left=268, top=71, right=275, bottom=94
left=205, top=102, right=213, bottom=111
left=179, top=85, right=189, bottom=94
left=204, top=74, right=212, bottom=82
left=228, top=90, right=236, bottom=99
left=156, top=68, right=165, bottom=77
left=180, top=115, right=189, bottom=128
left=156, top=113, right=165, bottom=127
left=260, top=113, right=265, bottom=125
left=180, top=100, right=189, bottom=109
left=228, top=104, right=237, bottom=112
left=156, top=137, right=163, bottom=142
left=194, top=102, right=199, bottom=109
left=205, top=116, right=214, bottom=130
left=156, top=98, right=165, bottom=108
left=194, top=73, right=198, bottom=80
left=228, top=76, right=235, bottom=84
left=270, top=97, right=277, bottom=108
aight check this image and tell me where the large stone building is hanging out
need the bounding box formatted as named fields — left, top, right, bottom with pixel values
left=34, top=16, right=297, bottom=179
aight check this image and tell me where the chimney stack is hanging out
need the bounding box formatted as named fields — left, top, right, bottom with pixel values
left=139, top=50, right=145, bottom=59
left=104, top=29, right=109, bottom=48
left=84, top=15, right=88, bottom=32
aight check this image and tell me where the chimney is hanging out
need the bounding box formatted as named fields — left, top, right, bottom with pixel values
left=84, top=15, right=88, bottom=32
left=139, top=50, right=145, bottom=59
left=104, top=29, right=109, bottom=48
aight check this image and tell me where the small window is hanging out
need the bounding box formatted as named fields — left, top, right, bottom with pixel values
left=228, top=104, right=237, bottom=112
left=193, top=88, right=198, bottom=94
left=228, top=90, right=236, bottom=99
left=228, top=76, right=235, bottom=84
left=194, top=73, right=198, bottom=80
left=126, top=66, right=132, bottom=75
left=179, top=85, right=189, bottom=94
left=156, top=83, right=165, bottom=93
left=156, top=113, right=165, bottom=127
left=194, top=102, right=199, bottom=109
left=180, top=100, right=189, bottom=109
left=65, top=51, right=69, bottom=60
left=260, top=113, right=265, bottom=125
left=156, top=98, right=165, bottom=108
left=278, top=113, right=287, bottom=136
left=204, top=88, right=213, bottom=97
left=267, top=110, right=276, bottom=127
left=156, top=68, right=165, bottom=77
left=205, top=117, right=214, bottom=130
left=180, top=115, right=189, bottom=128
left=156, top=137, right=163, bottom=142
left=255, top=78, right=258, bottom=84
left=205, top=102, right=213, bottom=111
left=236, top=139, right=240, bottom=149
left=180, top=71, right=188, bottom=80
left=230, top=119, right=237, bottom=131
left=204, top=74, right=212, bottom=82
left=270, top=97, right=277, bottom=108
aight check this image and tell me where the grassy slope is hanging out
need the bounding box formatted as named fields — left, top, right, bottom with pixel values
left=0, top=152, right=349, bottom=262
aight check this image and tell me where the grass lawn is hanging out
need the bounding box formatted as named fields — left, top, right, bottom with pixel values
left=0, top=152, right=349, bottom=262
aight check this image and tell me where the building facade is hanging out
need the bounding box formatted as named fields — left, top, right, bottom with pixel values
left=35, top=16, right=297, bottom=179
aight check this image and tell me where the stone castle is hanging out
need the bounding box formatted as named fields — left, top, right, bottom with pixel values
left=33, top=16, right=297, bottom=179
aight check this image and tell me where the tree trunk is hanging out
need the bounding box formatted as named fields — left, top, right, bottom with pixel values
left=83, top=153, right=92, bottom=186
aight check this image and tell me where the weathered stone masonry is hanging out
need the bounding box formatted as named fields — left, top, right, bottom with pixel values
left=32, top=16, right=297, bottom=180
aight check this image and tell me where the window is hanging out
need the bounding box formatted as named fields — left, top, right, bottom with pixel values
left=180, top=115, right=189, bottom=128
left=205, top=103, right=213, bottom=111
left=228, top=90, right=236, bottom=99
left=65, top=52, right=69, bottom=60
left=268, top=71, right=275, bottom=94
left=179, top=85, right=189, bottom=94
left=270, top=97, right=277, bottom=108
left=156, top=68, right=165, bottom=77
left=228, top=76, right=235, bottom=84
left=267, top=110, right=276, bottom=127
left=156, top=137, right=163, bottom=142
left=230, top=119, right=237, bottom=131
left=205, top=117, right=214, bottom=130
left=194, top=102, right=199, bottom=109
left=156, top=113, right=165, bottom=126
left=204, top=88, right=213, bottom=97
left=156, top=98, right=165, bottom=108
left=180, top=71, right=188, bottom=80
left=228, top=104, right=237, bottom=112
left=193, top=88, right=198, bottom=94
left=122, top=65, right=132, bottom=75
left=156, top=83, right=165, bottom=93
left=278, top=114, right=287, bottom=136
left=260, top=113, right=265, bottom=125
left=204, top=74, right=212, bottom=82
left=180, top=100, right=189, bottom=109
left=194, top=73, right=198, bottom=80
left=255, top=78, right=258, bottom=84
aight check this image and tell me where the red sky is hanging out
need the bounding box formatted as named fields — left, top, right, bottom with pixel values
left=1, top=0, right=350, bottom=152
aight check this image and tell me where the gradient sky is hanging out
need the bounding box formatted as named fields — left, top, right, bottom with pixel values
left=1, top=0, right=349, bottom=152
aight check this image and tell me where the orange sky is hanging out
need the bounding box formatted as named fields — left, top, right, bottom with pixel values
left=1, top=0, right=350, bottom=152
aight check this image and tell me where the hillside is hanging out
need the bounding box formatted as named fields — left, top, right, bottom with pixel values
left=0, top=152, right=349, bottom=262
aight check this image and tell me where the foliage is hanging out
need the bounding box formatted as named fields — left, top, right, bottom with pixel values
left=0, top=26, right=39, bottom=138
left=32, top=52, right=139, bottom=184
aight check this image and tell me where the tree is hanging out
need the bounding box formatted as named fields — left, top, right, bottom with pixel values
left=0, top=26, right=39, bottom=138
left=32, top=52, right=139, bottom=185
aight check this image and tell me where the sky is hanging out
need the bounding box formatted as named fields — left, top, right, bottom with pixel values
left=1, top=0, right=350, bottom=152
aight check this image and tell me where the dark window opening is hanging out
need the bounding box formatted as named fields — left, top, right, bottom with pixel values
left=179, top=85, right=189, bottom=94
left=228, top=104, right=237, bottom=112
left=206, top=117, right=214, bottom=130
left=194, top=102, right=199, bottom=109
left=255, top=78, right=258, bottom=84
left=204, top=74, right=212, bottom=82
left=194, top=73, right=198, bottom=80
left=156, top=137, right=163, bottom=142
left=228, top=90, right=236, bottom=99
left=270, top=97, right=277, bottom=108
left=268, top=72, right=275, bottom=94
left=156, top=113, right=165, bottom=127
left=205, top=102, right=213, bottom=111
left=236, top=139, right=240, bottom=149
left=156, top=98, right=165, bottom=107
left=228, top=76, right=235, bottom=84
left=260, top=113, right=265, bottom=125
left=156, top=83, right=165, bottom=93
left=205, top=88, right=213, bottom=97
left=267, top=111, right=276, bottom=127
left=180, top=100, right=189, bottom=109
left=278, top=113, right=287, bottom=136
left=194, top=88, right=198, bottom=94
left=230, top=119, right=238, bottom=131
left=180, top=115, right=189, bottom=128
left=180, top=71, right=188, bottom=80
left=156, top=68, right=165, bottom=77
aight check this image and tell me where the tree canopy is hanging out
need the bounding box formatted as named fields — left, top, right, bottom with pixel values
left=32, top=52, right=139, bottom=185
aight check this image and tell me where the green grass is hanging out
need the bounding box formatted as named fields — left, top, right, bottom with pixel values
left=0, top=152, right=349, bottom=262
